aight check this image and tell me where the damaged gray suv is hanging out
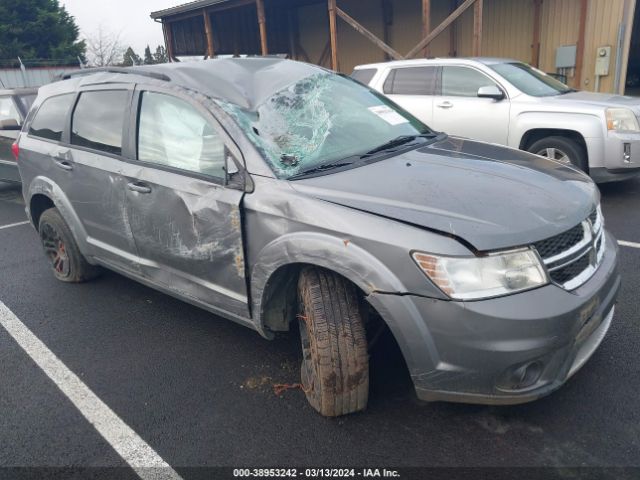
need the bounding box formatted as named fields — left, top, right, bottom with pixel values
left=16, top=58, right=620, bottom=416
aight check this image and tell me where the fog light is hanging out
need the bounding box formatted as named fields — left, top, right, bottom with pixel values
left=624, top=143, right=631, bottom=163
left=497, top=361, right=543, bottom=391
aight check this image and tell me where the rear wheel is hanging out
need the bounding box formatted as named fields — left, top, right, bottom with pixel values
left=297, top=267, right=369, bottom=416
left=39, top=208, right=101, bottom=282
left=528, top=136, right=588, bottom=172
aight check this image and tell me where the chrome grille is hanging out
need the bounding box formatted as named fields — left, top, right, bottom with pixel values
left=533, top=223, right=584, bottom=259
left=534, top=207, right=605, bottom=290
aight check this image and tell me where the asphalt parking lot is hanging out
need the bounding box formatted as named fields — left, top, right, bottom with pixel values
left=0, top=178, right=639, bottom=479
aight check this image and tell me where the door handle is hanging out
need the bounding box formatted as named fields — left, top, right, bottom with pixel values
left=127, top=182, right=152, bottom=194
left=436, top=101, right=454, bottom=109
left=53, top=159, right=73, bottom=171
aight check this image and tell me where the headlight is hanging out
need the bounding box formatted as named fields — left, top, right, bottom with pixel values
left=412, top=248, right=548, bottom=300
left=606, top=108, right=640, bottom=132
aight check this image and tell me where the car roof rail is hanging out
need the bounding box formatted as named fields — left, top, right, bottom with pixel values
left=56, top=67, right=170, bottom=82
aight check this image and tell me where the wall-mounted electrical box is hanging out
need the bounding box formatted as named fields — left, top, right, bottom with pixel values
left=555, top=45, right=577, bottom=68
left=595, top=46, right=612, bottom=76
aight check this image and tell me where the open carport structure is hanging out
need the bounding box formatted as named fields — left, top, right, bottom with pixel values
left=151, top=0, right=640, bottom=95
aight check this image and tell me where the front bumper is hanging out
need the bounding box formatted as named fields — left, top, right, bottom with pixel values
left=367, top=230, right=620, bottom=405
left=591, top=132, right=640, bottom=183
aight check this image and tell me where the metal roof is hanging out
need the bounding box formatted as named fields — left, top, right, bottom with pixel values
left=46, top=58, right=326, bottom=111
left=150, top=0, right=232, bottom=19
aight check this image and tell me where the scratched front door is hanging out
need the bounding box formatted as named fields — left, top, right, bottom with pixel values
left=125, top=166, right=248, bottom=318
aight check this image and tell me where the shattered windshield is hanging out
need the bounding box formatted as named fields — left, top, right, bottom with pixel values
left=218, top=72, right=432, bottom=179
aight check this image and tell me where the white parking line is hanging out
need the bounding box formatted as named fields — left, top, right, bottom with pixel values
left=0, top=220, right=29, bottom=231
left=619, top=240, right=640, bottom=249
left=0, top=301, right=182, bottom=480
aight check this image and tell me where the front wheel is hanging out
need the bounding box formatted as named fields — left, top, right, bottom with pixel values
left=297, top=267, right=369, bottom=416
left=528, top=136, right=588, bottom=172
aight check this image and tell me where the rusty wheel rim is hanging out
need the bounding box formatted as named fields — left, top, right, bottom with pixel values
left=40, top=223, right=70, bottom=277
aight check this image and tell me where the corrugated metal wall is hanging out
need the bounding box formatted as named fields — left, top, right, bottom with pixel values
left=0, top=67, right=81, bottom=89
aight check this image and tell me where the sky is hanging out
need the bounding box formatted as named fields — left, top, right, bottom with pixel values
left=61, top=0, right=179, bottom=56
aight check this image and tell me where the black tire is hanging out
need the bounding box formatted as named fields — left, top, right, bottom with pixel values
left=528, top=136, right=588, bottom=172
left=38, top=208, right=101, bottom=282
left=297, top=267, right=369, bottom=417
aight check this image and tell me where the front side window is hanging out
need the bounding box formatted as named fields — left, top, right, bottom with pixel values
left=71, top=90, right=128, bottom=155
left=490, top=62, right=573, bottom=97
left=0, top=96, right=21, bottom=125
left=220, top=73, right=432, bottom=179
left=441, top=66, right=497, bottom=97
left=29, top=94, right=75, bottom=142
left=137, top=92, right=226, bottom=179
left=384, top=67, right=438, bottom=95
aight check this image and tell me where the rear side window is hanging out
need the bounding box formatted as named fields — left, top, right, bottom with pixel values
left=137, top=92, right=226, bottom=179
left=383, top=67, right=438, bottom=95
left=29, top=94, right=75, bottom=142
left=441, top=66, right=497, bottom=97
left=350, top=68, right=377, bottom=85
left=0, top=96, right=21, bottom=125
left=71, top=90, right=129, bottom=155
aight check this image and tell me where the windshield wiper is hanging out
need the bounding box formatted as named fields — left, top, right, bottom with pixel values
left=558, top=88, right=578, bottom=95
left=288, top=159, right=356, bottom=180
left=360, top=133, right=439, bottom=158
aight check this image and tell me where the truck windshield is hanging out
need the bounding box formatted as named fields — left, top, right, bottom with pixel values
left=219, top=72, right=432, bottom=179
left=491, top=62, right=573, bottom=97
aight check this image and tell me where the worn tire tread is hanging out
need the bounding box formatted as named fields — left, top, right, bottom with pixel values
left=298, top=267, right=369, bottom=416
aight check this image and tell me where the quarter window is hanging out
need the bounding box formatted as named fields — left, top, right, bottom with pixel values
left=0, top=96, right=21, bottom=125
left=350, top=68, right=377, bottom=85
left=29, top=94, right=75, bottom=142
left=384, top=67, right=438, bottom=95
left=71, top=90, right=128, bottom=155
left=441, top=66, right=497, bottom=97
left=137, top=92, right=226, bottom=179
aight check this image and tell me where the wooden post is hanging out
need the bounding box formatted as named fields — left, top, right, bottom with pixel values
left=203, top=9, right=215, bottom=58
left=328, top=0, right=339, bottom=71
left=164, top=21, right=176, bottom=62
left=422, top=0, right=431, bottom=57
left=472, top=0, right=483, bottom=56
left=256, top=0, right=268, bottom=55
left=336, top=6, right=403, bottom=60
left=406, top=0, right=476, bottom=58
left=531, top=0, right=542, bottom=67
left=574, top=0, right=588, bottom=88
left=449, top=0, right=457, bottom=56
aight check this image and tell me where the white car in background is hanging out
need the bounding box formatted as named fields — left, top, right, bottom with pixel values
left=352, top=58, right=640, bottom=183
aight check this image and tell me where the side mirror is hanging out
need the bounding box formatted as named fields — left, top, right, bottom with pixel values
left=477, top=85, right=505, bottom=100
left=0, top=118, right=21, bottom=130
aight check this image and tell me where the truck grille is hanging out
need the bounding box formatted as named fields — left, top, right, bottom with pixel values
left=533, top=207, right=605, bottom=290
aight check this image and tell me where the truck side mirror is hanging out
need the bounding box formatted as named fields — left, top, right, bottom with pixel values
left=477, top=85, right=505, bottom=101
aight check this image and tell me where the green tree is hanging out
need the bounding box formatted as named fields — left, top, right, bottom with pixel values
left=121, top=47, right=141, bottom=66
left=143, top=45, right=154, bottom=65
left=0, top=0, right=85, bottom=64
left=153, top=45, right=168, bottom=64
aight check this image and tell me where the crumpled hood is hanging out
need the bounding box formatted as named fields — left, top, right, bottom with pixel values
left=291, top=137, right=599, bottom=251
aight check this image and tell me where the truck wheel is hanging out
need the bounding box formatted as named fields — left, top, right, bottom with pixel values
left=38, top=208, right=101, bottom=283
left=528, top=136, right=588, bottom=172
left=297, top=267, right=369, bottom=416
